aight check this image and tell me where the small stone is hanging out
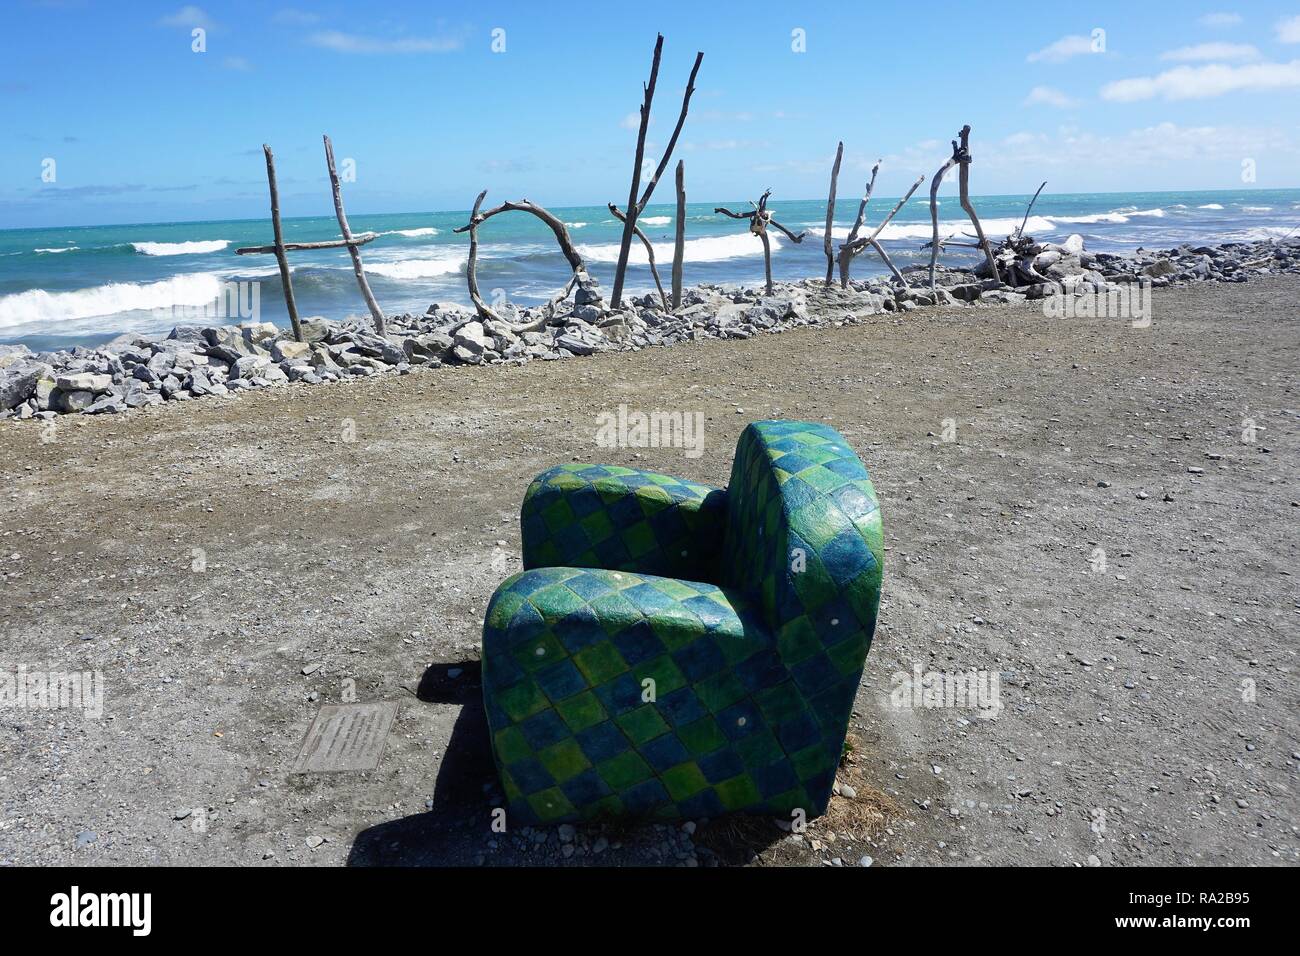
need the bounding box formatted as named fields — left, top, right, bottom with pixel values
left=840, top=784, right=857, bottom=800
left=558, top=823, right=576, bottom=843
left=1086, top=854, right=1102, bottom=867
left=306, top=835, right=326, bottom=848
left=859, top=855, right=874, bottom=867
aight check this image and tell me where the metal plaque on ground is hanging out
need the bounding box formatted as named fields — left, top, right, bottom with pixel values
left=293, top=701, right=399, bottom=773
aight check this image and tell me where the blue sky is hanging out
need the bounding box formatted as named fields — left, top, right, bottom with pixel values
left=2, top=0, right=1299, bottom=227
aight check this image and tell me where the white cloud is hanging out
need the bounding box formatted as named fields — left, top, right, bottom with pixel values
left=620, top=112, right=642, bottom=130
left=222, top=56, right=253, bottom=72
left=980, top=121, right=1299, bottom=172
left=1160, top=42, right=1259, bottom=62
left=1027, top=35, right=1096, bottom=63
left=307, top=30, right=462, bottom=54
left=1278, top=15, right=1300, bottom=43
left=1102, top=60, right=1300, bottom=100
left=1199, top=12, right=1243, bottom=28
left=273, top=8, right=320, bottom=25
left=159, top=6, right=215, bottom=30
left=1024, top=85, right=1079, bottom=108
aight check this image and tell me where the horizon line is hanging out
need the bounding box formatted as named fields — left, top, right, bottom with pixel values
left=4, top=185, right=1300, bottom=234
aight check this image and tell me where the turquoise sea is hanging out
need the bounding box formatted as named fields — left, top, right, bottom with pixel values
left=1, top=188, right=1297, bottom=350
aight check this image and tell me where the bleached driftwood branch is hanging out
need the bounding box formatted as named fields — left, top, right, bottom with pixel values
left=823, top=141, right=844, bottom=287
left=608, top=202, right=668, bottom=310
left=838, top=172, right=924, bottom=289
left=454, top=192, right=586, bottom=325
left=837, top=160, right=880, bottom=287
left=672, top=160, right=686, bottom=312
left=716, top=189, right=805, bottom=295
left=610, top=35, right=704, bottom=310
left=324, top=135, right=386, bottom=335
left=955, top=125, right=1001, bottom=284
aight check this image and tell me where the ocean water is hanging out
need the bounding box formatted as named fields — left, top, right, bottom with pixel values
left=1, top=189, right=1297, bottom=351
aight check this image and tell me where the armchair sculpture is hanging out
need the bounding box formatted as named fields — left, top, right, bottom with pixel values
left=481, top=420, right=884, bottom=824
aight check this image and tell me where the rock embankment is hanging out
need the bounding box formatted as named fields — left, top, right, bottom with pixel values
left=2, top=235, right=1296, bottom=420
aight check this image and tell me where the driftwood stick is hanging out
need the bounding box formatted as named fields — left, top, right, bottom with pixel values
left=672, top=160, right=686, bottom=311
left=637, top=50, right=703, bottom=214
left=610, top=34, right=664, bottom=310
left=768, top=218, right=806, bottom=244
left=454, top=199, right=584, bottom=272
left=759, top=229, right=773, bottom=295
left=823, top=141, right=843, bottom=286
left=464, top=190, right=500, bottom=323
left=870, top=239, right=908, bottom=288
left=1014, top=180, right=1048, bottom=240
left=857, top=176, right=925, bottom=249
left=236, top=235, right=378, bottom=255
left=260, top=145, right=303, bottom=343
left=927, top=143, right=961, bottom=292
left=838, top=161, right=880, bottom=286
left=323, top=135, right=385, bottom=334
left=955, top=125, right=1000, bottom=284
left=714, top=207, right=755, bottom=220
left=840, top=174, right=924, bottom=287
left=608, top=202, right=668, bottom=310
left=544, top=272, right=581, bottom=321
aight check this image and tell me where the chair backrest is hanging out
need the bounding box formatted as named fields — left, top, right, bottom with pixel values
left=720, top=421, right=884, bottom=666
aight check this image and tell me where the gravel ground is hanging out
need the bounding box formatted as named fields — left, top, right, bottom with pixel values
left=1, top=276, right=1296, bottom=867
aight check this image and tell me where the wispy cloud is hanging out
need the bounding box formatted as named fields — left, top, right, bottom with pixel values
left=1161, top=42, right=1259, bottom=62
left=1027, top=34, right=1097, bottom=64
left=1023, top=85, right=1079, bottom=108
left=975, top=122, right=1300, bottom=177
left=1198, top=12, right=1242, bottom=28
left=222, top=56, right=253, bottom=72
left=1279, top=15, right=1300, bottom=43
left=1101, top=60, right=1300, bottom=101
left=307, top=30, right=462, bottom=54
left=273, top=8, right=319, bottom=25
left=619, top=112, right=645, bottom=130
left=158, top=5, right=215, bottom=30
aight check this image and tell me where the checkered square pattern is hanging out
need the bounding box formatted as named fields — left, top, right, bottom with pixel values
left=482, top=421, right=883, bottom=824
left=521, top=464, right=727, bottom=582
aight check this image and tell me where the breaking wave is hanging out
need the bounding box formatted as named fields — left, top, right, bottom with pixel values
left=0, top=273, right=223, bottom=327
left=131, top=240, right=230, bottom=256
left=579, top=232, right=779, bottom=264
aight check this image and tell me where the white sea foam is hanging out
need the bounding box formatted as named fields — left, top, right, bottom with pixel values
left=579, top=232, right=779, bottom=264
left=35, top=246, right=79, bottom=253
left=1241, top=205, right=1273, bottom=213
left=640, top=216, right=672, bottom=226
left=806, top=215, right=1058, bottom=242
left=565, top=222, right=588, bottom=229
left=1049, top=212, right=1131, bottom=224
left=1227, top=226, right=1297, bottom=241
left=132, top=240, right=230, bottom=256
left=1198, top=203, right=1225, bottom=210
left=366, top=256, right=465, bottom=279
left=381, top=227, right=439, bottom=238
left=0, top=273, right=223, bottom=327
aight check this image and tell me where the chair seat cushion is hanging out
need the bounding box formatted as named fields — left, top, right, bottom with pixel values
left=482, top=566, right=841, bottom=823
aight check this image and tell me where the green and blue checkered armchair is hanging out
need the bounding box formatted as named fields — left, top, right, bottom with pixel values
left=480, top=420, right=884, bottom=825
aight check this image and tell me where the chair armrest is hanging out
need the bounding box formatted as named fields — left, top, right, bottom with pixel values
left=520, top=464, right=727, bottom=581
